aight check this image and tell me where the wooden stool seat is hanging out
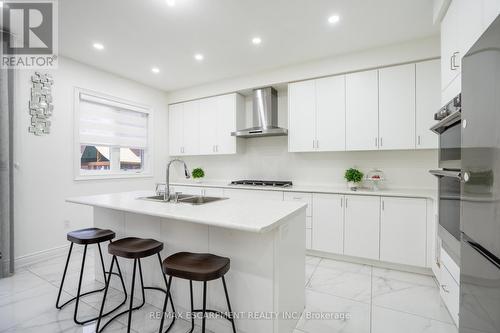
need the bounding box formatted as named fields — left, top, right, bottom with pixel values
left=67, top=228, right=115, bottom=245
left=162, top=252, right=230, bottom=282
left=108, top=237, right=163, bottom=259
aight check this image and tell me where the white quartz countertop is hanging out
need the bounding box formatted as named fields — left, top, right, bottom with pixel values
left=170, top=180, right=437, bottom=200
left=66, top=191, right=306, bottom=233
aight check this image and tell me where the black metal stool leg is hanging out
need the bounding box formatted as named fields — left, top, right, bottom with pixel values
left=202, top=281, right=207, bottom=333
left=127, top=259, right=138, bottom=333
left=96, top=255, right=116, bottom=332
left=158, top=275, right=174, bottom=333
left=73, top=244, right=88, bottom=325
left=222, top=276, right=237, bottom=333
left=56, top=242, right=73, bottom=309
left=97, top=243, right=107, bottom=282
left=189, top=280, right=195, bottom=333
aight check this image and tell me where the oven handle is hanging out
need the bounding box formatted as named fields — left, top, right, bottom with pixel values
left=430, top=111, right=461, bottom=134
left=463, top=234, right=500, bottom=269
left=429, top=169, right=462, bottom=179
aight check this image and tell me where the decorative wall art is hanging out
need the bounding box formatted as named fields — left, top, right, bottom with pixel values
left=29, top=72, right=54, bottom=136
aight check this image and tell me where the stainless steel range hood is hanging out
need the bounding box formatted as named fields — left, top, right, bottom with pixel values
left=231, top=87, right=288, bottom=138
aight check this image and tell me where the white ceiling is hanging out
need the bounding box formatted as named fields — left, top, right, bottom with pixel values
left=59, top=0, right=438, bottom=92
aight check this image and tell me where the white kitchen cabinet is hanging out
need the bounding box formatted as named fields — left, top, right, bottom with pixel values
left=346, top=70, right=379, bottom=151
left=288, top=80, right=316, bottom=152
left=380, top=197, right=427, bottom=267
left=170, top=93, right=244, bottom=156
left=416, top=60, right=440, bottom=149
left=198, top=97, right=218, bottom=155
left=312, top=194, right=344, bottom=254
left=223, top=188, right=283, bottom=201
left=441, top=0, right=484, bottom=100
left=440, top=263, right=460, bottom=325
left=169, top=101, right=200, bottom=156
left=379, top=64, right=416, bottom=150
left=288, top=76, right=345, bottom=152
left=168, top=103, right=184, bottom=155
left=182, top=101, right=200, bottom=155
left=306, top=228, right=312, bottom=250
left=315, top=76, right=346, bottom=151
left=344, top=195, right=380, bottom=260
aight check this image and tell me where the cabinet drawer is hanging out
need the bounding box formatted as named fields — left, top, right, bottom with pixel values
left=284, top=192, right=312, bottom=217
left=223, top=188, right=283, bottom=201
left=440, top=264, right=460, bottom=325
left=440, top=247, right=460, bottom=284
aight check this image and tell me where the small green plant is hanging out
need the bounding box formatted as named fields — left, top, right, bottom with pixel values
left=344, top=168, right=363, bottom=183
left=192, top=167, right=205, bottom=179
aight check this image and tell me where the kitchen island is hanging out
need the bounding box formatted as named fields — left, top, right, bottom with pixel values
left=67, top=191, right=307, bottom=333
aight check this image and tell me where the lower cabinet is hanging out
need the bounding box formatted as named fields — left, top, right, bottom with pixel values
left=312, top=194, right=344, bottom=254
left=380, top=197, right=427, bottom=267
left=344, top=195, right=381, bottom=260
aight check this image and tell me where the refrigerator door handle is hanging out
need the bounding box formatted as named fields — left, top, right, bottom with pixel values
left=465, top=238, right=500, bottom=269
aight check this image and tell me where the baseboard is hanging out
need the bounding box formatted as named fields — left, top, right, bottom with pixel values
left=14, top=244, right=71, bottom=270
left=307, top=249, right=435, bottom=276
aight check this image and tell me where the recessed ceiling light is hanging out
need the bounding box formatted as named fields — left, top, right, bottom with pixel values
left=93, top=43, right=104, bottom=50
left=151, top=67, right=160, bottom=74
left=194, top=53, right=204, bottom=61
left=252, top=37, right=262, bottom=45
left=328, top=14, right=340, bottom=24
left=166, top=0, right=175, bottom=7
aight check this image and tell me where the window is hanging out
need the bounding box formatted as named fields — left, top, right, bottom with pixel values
left=74, top=89, right=152, bottom=179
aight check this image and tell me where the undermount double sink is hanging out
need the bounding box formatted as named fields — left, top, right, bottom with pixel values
left=139, top=194, right=227, bottom=205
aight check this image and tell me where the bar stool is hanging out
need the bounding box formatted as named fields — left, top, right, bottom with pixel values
left=96, top=237, right=176, bottom=333
left=56, top=228, right=127, bottom=325
left=159, top=252, right=236, bottom=333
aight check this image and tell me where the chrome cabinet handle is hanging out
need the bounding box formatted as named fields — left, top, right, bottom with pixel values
left=380, top=137, right=383, bottom=147
left=417, top=135, right=421, bottom=146
left=316, top=140, right=319, bottom=149
left=382, top=200, right=385, bottom=211
left=441, top=284, right=450, bottom=293
left=375, top=137, right=378, bottom=147
left=340, top=197, right=343, bottom=208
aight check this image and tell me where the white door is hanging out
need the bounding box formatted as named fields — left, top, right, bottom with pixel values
left=312, top=194, right=344, bottom=254
left=168, top=103, right=184, bottom=155
left=288, top=80, right=316, bottom=152
left=198, top=97, right=218, bottom=155
left=216, top=94, right=237, bottom=154
left=378, top=64, right=416, bottom=150
left=346, top=70, right=379, bottom=151
left=182, top=100, right=200, bottom=155
left=416, top=60, right=440, bottom=149
left=380, top=197, right=427, bottom=267
left=344, top=195, right=380, bottom=260
left=315, top=76, right=346, bottom=151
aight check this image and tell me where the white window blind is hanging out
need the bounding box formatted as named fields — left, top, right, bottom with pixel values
left=79, top=93, right=149, bottom=149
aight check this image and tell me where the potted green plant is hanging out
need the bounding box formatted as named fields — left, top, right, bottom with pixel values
left=191, top=167, right=205, bottom=183
left=344, top=168, right=363, bottom=191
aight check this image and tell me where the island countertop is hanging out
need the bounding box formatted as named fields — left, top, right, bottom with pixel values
left=67, top=191, right=307, bottom=233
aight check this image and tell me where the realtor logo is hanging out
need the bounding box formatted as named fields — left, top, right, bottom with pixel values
left=1, top=0, right=58, bottom=68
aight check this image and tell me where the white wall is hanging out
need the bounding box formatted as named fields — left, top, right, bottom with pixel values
left=13, top=57, right=168, bottom=260
left=168, top=37, right=440, bottom=189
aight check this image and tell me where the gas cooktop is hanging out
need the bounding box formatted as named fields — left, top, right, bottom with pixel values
left=230, top=180, right=293, bottom=187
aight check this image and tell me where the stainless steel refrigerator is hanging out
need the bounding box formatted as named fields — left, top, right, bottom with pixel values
left=460, top=14, right=500, bottom=333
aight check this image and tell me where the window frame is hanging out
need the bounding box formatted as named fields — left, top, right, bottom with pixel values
left=73, top=87, right=153, bottom=180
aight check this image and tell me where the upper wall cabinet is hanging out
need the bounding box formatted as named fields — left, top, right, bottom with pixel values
left=168, top=101, right=200, bottom=156
left=288, top=76, right=346, bottom=152
left=441, top=0, right=491, bottom=103
left=169, top=93, right=244, bottom=156
left=379, top=64, right=416, bottom=150
left=416, top=59, right=440, bottom=149
left=346, top=70, right=379, bottom=151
